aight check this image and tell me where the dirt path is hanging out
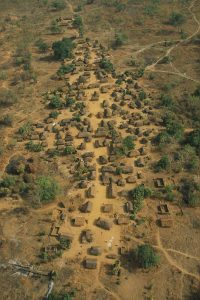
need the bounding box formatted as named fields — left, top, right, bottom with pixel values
left=141, top=0, right=200, bottom=83
left=155, top=229, right=200, bottom=282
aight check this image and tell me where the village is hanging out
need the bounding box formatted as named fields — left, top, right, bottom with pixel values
left=0, top=2, right=200, bottom=298
left=12, top=16, right=175, bottom=273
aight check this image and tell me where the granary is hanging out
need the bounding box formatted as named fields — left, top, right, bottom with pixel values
left=99, top=155, right=108, bottom=165
left=72, top=216, right=85, bottom=227
left=126, top=176, right=136, bottom=184
left=117, top=179, right=126, bottom=187
left=125, top=201, right=134, bottom=213
left=121, top=166, right=134, bottom=174
left=106, top=253, right=118, bottom=259
left=159, top=217, right=173, bottom=228
left=154, top=178, right=165, bottom=188
left=102, top=204, right=113, bottom=213
left=117, top=215, right=130, bottom=225
left=89, top=246, right=102, bottom=256
left=81, top=229, right=93, bottom=243
left=107, top=182, right=117, bottom=199
left=77, top=132, right=91, bottom=139
left=84, top=258, right=97, bottom=269
left=87, top=186, right=95, bottom=198
left=80, top=201, right=93, bottom=213
left=157, top=204, right=170, bottom=215
left=96, top=217, right=112, bottom=230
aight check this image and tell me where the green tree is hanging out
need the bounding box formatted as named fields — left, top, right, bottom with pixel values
left=99, top=58, right=114, bottom=72
left=129, top=185, right=152, bottom=214
left=112, top=32, right=127, bottom=49
left=35, top=39, right=48, bottom=52
left=187, top=129, right=200, bottom=153
left=36, top=176, right=59, bottom=203
left=50, top=20, right=62, bottom=34
left=168, top=12, right=186, bottom=26
left=52, top=38, right=75, bottom=60
left=49, top=95, right=62, bottom=109
left=135, top=244, right=160, bottom=268
left=154, top=155, right=170, bottom=172
left=51, top=0, right=66, bottom=11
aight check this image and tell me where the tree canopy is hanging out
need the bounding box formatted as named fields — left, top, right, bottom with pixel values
left=135, top=244, right=160, bottom=269
left=52, top=38, right=75, bottom=60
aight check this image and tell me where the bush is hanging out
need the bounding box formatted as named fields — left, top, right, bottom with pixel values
left=49, top=95, right=62, bottom=109
left=99, top=58, right=114, bottom=72
left=0, top=114, right=13, bottom=126
left=49, top=111, right=60, bottom=119
left=66, top=98, right=75, bottom=108
left=187, top=129, right=200, bottom=153
left=63, top=146, right=76, bottom=155
left=163, top=114, right=184, bottom=140
left=35, top=176, right=59, bottom=203
left=18, top=122, right=33, bottom=138
left=50, top=20, right=62, bottom=34
left=135, top=244, right=160, bottom=269
left=72, top=15, right=83, bottom=30
left=57, top=64, right=75, bottom=76
left=0, top=90, right=18, bottom=107
left=122, top=136, right=135, bottom=152
left=52, top=38, right=75, bottom=60
left=154, top=155, right=170, bottom=172
left=1, top=176, right=16, bottom=188
left=154, top=131, right=171, bottom=148
left=112, top=32, right=127, bottom=49
left=168, top=12, right=186, bottom=26
left=26, top=141, right=44, bottom=152
left=35, top=39, right=48, bottom=52
left=160, top=94, right=174, bottom=107
left=181, top=179, right=200, bottom=207
left=51, top=0, right=66, bottom=10
left=129, top=185, right=152, bottom=214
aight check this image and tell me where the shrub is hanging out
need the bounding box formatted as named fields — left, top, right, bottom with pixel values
left=66, top=98, right=75, bottom=107
left=112, top=32, right=127, bottom=49
left=72, top=15, right=83, bottom=30
left=52, top=38, right=75, bottom=60
left=35, top=176, right=59, bottom=203
left=181, top=179, right=200, bottom=207
left=35, top=38, right=48, bottom=52
left=50, top=20, right=62, bottom=34
left=49, top=111, right=60, bottom=119
left=6, top=156, right=26, bottom=175
left=26, top=141, right=44, bottom=152
left=154, top=131, right=171, bottom=148
left=1, top=176, right=16, bottom=188
left=122, top=136, right=135, bottom=152
left=0, top=90, right=18, bottom=107
left=154, top=155, right=170, bottom=172
left=63, top=146, right=76, bottom=155
left=160, top=94, right=174, bottom=107
left=18, top=122, right=33, bottom=138
left=57, top=64, right=75, bottom=76
left=0, top=114, right=13, bottom=126
left=99, top=58, right=114, bottom=72
left=135, top=244, right=160, bottom=268
left=163, top=114, right=184, bottom=140
left=49, top=95, right=62, bottom=109
left=51, top=0, right=66, bottom=10
left=187, top=129, right=200, bottom=153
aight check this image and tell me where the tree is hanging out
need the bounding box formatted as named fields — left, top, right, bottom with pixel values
left=154, top=155, right=170, bottom=172
left=187, top=129, right=200, bottom=153
left=50, top=20, right=62, bottom=34
left=129, top=185, right=152, bottom=214
left=35, top=39, right=48, bottom=52
left=49, top=95, right=62, bottom=109
left=52, top=38, right=75, bottom=60
left=112, top=32, right=127, bottom=49
left=168, top=12, right=186, bottom=26
left=72, top=15, right=83, bottom=29
left=35, top=176, right=59, bottom=203
left=57, top=64, right=75, bottom=76
left=181, top=179, right=200, bottom=207
left=135, top=244, right=160, bottom=268
left=99, top=58, right=114, bottom=72
left=122, top=136, right=135, bottom=153
left=51, top=0, right=66, bottom=11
